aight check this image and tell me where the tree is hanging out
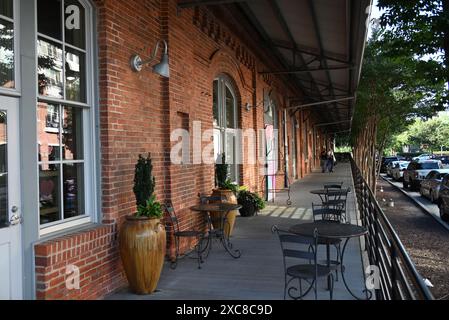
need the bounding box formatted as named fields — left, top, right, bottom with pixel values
left=405, top=115, right=449, bottom=151
left=378, top=0, right=449, bottom=92
left=351, top=27, right=446, bottom=191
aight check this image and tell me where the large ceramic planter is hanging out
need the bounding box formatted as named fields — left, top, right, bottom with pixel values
left=210, top=189, right=238, bottom=237
left=119, top=216, right=166, bottom=295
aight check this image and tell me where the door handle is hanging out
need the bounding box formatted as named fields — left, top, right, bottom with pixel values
left=9, top=214, right=22, bottom=226
left=9, top=206, right=22, bottom=226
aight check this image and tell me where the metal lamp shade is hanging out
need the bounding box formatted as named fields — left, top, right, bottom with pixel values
left=152, top=53, right=170, bottom=78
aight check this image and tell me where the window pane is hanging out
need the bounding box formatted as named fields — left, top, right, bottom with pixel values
left=38, top=38, right=63, bottom=99
left=0, top=18, right=14, bottom=88
left=62, top=106, right=83, bottom=160
left=37, top=103, right=61, bottom=162
left=225, top=86, right=235, bottom=129
left=63, top=163, right=84, bottom=219
left=0, top=111, right=8, bottom=227
left=39, top=164, right=61, bottom=225
left=65, top=47, right=86, bottom=102
left=213, top=80, right=219, bottom=127
left=0, top=0, right=13, bottom=19
left=65, top=0, right=85, bottom=49
left=37, top=0, right=62, bottom=40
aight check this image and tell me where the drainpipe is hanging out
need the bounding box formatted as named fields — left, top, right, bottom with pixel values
left=283, top=109, right=289, bottom=187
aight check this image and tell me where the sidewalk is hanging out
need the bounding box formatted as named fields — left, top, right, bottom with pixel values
left=107, top=163, right=367, bottom=300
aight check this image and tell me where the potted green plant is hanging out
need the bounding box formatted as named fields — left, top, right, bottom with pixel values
left=119, top=153, right=166, bottom=295
left=237, top=186, right=266, bottom=217
left=210, top=153, right=239, bottom=237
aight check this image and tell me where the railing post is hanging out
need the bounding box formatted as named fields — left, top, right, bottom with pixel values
left=391, top=244, right=398, bottom=300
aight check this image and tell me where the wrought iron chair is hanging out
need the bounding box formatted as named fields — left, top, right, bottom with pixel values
left=322, top=187, right=351, bottom=223
left=324, top=182, right=344, bottom=190
left=163, top=202, right=205, bottom=269
left=272, top=225, right=334, bottom=300
left=312, top=203, right=342, bottom=281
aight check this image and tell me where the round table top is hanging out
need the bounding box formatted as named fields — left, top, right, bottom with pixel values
left=312, top=208, right=342, bottom=216
left=190, top=203, right=242, bottom=212
left=310, top=189, right=349, bottom=195
left=289, top=221, right=368, bottom=239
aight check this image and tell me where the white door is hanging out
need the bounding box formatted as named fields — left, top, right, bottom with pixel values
left=0, top=96, right=22, bottom=300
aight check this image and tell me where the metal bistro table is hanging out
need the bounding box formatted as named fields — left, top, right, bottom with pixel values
left=190, top=203, right=242, bottom=259
left=310, top=189, right=348, bottom=203
left=289, top=221, right=370, bottom=300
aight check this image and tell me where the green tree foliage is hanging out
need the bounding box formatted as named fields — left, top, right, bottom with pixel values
left=351, top=27, right=445, bottom=153
left=378, top=0, right=449, bottom=90
left=397, top=114, right=449, bottom=151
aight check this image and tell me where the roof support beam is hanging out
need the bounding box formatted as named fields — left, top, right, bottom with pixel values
left=286, top=97, right=355, bottom=110
left=259, top=64, right=355, bottom=75
left=267, top=0, right=325, bottom=103
left=271, top=40, right=350, bottom=64
left=177, top=0, right=246, bottom=8
left=237, top=3, right=307, bottom=97
left=314, top=120, right=352, bottom=127
left=307, top=0, right=339, bottom=122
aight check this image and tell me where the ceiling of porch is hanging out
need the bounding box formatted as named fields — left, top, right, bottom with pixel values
left=178, top=0, right=372, bottom=134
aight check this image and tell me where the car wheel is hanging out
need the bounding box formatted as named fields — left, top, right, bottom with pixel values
left=440, top=205, right=449, bottom=222
left=430, top=191, right=435, bottom=203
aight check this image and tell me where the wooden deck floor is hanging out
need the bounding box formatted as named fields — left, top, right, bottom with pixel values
left=107, top=163, right=368, bottom=300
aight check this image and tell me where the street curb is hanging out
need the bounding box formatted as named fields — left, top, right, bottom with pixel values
left=381, top=176, right=449, bottom=232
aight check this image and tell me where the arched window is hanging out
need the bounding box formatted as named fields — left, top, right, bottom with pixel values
left=213, top=75, right=239, bottom=183
left=36, top=0, right=96, bottom=234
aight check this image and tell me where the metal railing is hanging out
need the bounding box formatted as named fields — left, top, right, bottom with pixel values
left=350, top=156, right=434, bottom=300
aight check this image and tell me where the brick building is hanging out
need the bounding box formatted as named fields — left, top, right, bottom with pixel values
left=0, top=0, right=370, bottom=299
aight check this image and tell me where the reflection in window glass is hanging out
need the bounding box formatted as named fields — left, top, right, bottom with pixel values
left=225, top=86, right=235, bottom=129
left=0, top=18, right=14, bottom=88
left=63, top=163, right=84, bottom=219
left=39, top=164, right=61, bottom=225
left=65, top=48, right=86, bottom=102
left=213, top=80, right=219, bottom=127
left=0, top=111, right=7, bottom=227
left=37, top=103, right=61, bottom=162
left=38, top=104, right=85, bottom=226
left=62, top=106, right=83, bottom=160
left=37, top=0, right=62, bottom=40
left=38, top=38, right=63, bottom=99
left=65, top=0, right=85, bottom=49
left=0, top=0, right=13, bottom=19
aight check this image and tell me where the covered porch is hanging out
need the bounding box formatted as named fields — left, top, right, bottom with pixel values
left=108, top=162, right=368, bottom=300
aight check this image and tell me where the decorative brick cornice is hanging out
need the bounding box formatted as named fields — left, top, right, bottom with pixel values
left=193, top=7, right=256, bottom=72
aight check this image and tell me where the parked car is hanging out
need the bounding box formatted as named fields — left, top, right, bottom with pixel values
left=413, top=154, right=432, bottom=161
left=380, top=156, right=400, bottom=173
left=438, top=174, right=449, bottom=222
left=391, top=161, right=410, bottom=181
left=419, top=170, right=449, bottom=203
left=403, top=160, right=444, bottom=190
left=386, top=161, right=400, bottom=177
left=433, top=156, right=449, bottom=167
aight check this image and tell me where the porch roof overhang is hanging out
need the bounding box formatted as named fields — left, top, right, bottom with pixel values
left=179, top=0, right=372, bottom=134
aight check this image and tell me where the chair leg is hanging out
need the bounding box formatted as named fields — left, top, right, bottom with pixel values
left=329, top=274, right=335, bottom=300
left=197, top=236, right=202, bottom=269
left=284, top=275, right=287, bottom=300
left=171, top=236, right=180, bottom=270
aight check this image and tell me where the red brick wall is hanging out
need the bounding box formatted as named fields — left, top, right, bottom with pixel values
left=34, top=0, right=322, bottom=300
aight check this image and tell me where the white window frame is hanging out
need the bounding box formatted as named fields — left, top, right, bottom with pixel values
left=213, top=75, right=239, bottom=184
left=0, top=0, right=21, bottom=96
left=36, top=0, right=97, bottom=236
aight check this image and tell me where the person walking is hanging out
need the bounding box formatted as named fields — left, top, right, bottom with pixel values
left=327, top=149, right=335, bottom=173
left=320, top=149, right=327, bottom=173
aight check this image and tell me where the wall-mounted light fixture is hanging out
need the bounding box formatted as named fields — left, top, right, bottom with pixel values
left=245, top=89, right=274, bottom=112
left=130, top=39, right=170, bottom=78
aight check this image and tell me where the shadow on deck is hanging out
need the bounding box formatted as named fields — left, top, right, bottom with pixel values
left=107, top=163, right=367, bottom=300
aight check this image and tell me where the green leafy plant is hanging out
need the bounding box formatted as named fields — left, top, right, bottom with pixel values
left=237, top=190, right=266, bottom=212
left=222, top=179, right=239, bottom=195
left=133, top=154, right=162, bottom=218
left=136, top=195, right=163, bottom=218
